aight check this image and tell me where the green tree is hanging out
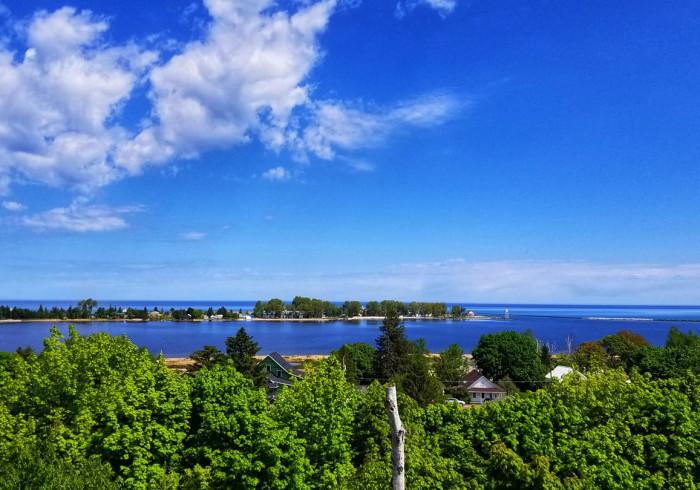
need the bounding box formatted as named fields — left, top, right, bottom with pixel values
left=402, top=339, right=444, bottom=406
left=634, top=345, right=700, bottom=379
left=373, top=309, right=411, bottom=382
left=540, top=344, right=553, bottom=371
left=573, top=342, right=608, bottom=371
left=274, top=358, right=358, bottom=489
left=472, top=331, right=546, bottom=390
left=435, top=343, right=467, bottom=384
left=225, top=327, right=266, bottom=385
left=188, top=345, right=225, bottom=372
left=365, top=301, right=381, bottom=316
left=183, top=362, right=310, bottom=489
left=267, top=298, right=285, bottom=318
left=450, top=305, right=465, bottom=319
left=342, top=301, right=363, bottom=318
left=77, top=298, right=98, bottom=316
left=666, top=326, right=700, bottom=349
left=0, top=444, right=117, bottom=490
left=331, top=343, right=375, bottom=384
left=600, top=330, right=650, bottom=368
left=0, top=326, right=191, bottom=488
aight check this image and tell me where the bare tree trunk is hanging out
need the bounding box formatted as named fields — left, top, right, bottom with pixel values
left=565, top=334, right=574, bottom=354
left=386, top=385, right=405, bottom=490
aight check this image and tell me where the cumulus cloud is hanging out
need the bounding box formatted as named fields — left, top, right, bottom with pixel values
left=180, top=231, right=207, bottom=241
left=395, top=0, right=457, bottom=18
left=2, top=200, right=25, bottom=211
left=262, top=166, right=292, bottom=182
left=115, top=0, right=337, bottom=172
left=21, top=199, right=143, bottom=232
left=0, top=1, right=460, bottom=200
left=0, top=7, right=156, bottom=194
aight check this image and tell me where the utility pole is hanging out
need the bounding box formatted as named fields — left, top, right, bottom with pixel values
left=386, top=385, right=405, bottom=490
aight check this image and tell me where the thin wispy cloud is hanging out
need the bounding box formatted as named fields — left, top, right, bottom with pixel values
left=180, top=231, right=206, bottom=241
left=15, top=258, right=700, bottom=304
left=395, top=0, right=458, bottom=18
left=2, top=200, right=25, bottom=211
left=296, top=92, right=462, bottom=160
left=21, top=199, right=143, bottom=232
left=200, top=259, right=700, bottom=304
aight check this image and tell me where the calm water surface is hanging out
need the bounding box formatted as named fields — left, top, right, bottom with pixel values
left=2, top=307, right=698, bottom=356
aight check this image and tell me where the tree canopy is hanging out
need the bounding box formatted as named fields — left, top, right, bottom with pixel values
left=472, top=330, right=547, bottom=390
left=1, top=325, right=698, bottom=488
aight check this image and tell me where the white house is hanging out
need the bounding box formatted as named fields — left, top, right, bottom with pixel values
left=462, top=369, right=507, bottom=404
left=545, top=365, right=587, bottom=382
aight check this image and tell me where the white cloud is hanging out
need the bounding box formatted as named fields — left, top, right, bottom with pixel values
left=2, top=200, right=25, bottom=211
left=395, top=0, right=457, bottom=18
left=0, top=2, right=460, bottom=196
left=295, top=93, right=461, bottom=159
left=21, top=199, right=143, bottom=232
left=116, top=0, right=337, bottom=172
left=0, top=7, right=156, bottom=193
left=262, top=166, right=292, bottom=182
left=181, top=231, right=207, bottom=241
left=193, top=259, right=700, bottom=304
left=340, top=157, right=375, bottom=172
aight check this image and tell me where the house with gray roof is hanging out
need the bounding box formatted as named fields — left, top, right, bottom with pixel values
left=461, top=369, right=507, bottom=404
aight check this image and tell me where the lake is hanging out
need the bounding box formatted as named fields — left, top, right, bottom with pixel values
left=2, top=303, right=699, bottom=356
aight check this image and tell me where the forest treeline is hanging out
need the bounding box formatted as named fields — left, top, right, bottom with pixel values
left=252, top=296, right=458, bottom=318
left=0, top=313, right=699, bottom=488
left=0, top=300, right=240, bottom=321
left=1, top=297, right=470, bottom=321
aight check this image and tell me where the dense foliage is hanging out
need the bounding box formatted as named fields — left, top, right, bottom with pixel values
left=252, top=297, right=450, bottom=319
left=472, top=330, right=548, bottom=390
left=1, top=325, right=699, bottom=488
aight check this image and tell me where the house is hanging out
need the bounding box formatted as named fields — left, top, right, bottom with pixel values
left=545, top=365, right=587, bottom=382
left=461, top=369, right=507, bottom=404
left=258, top=352, right=303, bottom=394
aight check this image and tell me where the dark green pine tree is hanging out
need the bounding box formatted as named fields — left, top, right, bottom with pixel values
left=374, top=307, right=411, bottom=382
left=226, top=327, right=266, bottom=385
left=188, top=345, right=226, bottom=372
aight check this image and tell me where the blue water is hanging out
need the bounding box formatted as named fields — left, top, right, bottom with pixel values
left=2, top=303, right=699, bottom=356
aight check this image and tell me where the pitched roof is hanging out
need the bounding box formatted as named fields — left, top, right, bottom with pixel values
left=265, top=352, right=302, bottom=376
left=463, top=369, right=484, bottom=385
left=546, top=365, right=587, bottom=381
left=462, top=369, right=507, bottom=393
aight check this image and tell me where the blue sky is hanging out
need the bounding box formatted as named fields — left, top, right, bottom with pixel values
left=1, top=0, right=699, bottom=303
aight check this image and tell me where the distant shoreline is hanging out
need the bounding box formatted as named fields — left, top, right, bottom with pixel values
left=0, top=315, right=492, bottom=324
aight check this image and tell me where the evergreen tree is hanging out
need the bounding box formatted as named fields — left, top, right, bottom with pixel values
left=331, top=343, right=375, bottom=384
left=225, top=327, right=266, bottom=385
left=402, top=339, right=444, bottom=406
left=188, top=345, right=225, bottom=372
left=373, top=308, right=411, bottom=382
